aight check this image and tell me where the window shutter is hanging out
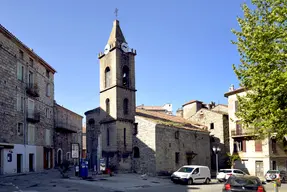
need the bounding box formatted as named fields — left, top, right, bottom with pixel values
left=242, top=140, right=246, bottom=152
left=255, top=140, right=262, bottom=152
left=235, top=101, right=238, bottom=112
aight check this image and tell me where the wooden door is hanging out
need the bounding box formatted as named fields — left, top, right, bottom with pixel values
left=255, top=161, right=264, bottom=178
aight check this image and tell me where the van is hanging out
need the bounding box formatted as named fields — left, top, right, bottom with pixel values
left=170, top=165, right=211, bottom=185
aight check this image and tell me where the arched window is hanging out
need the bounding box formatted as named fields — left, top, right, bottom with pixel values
left=133, top=147, right=140, bottom=158
left=105, top=67, right=111, bottom=88
left=124, top=128, right=126, bottom=146
left=123, top=98, right=128, bottom=115
left=106, top=98, right=110, bottom=115
left=107, top=128, right=110, bottom=146
left=122, top=66, right=129, bottom=87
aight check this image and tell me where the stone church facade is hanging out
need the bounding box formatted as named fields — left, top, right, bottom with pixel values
left=85, top=19, right=211, bottom=175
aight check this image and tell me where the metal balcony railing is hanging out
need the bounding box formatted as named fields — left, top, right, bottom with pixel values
left=55, top=121, right=78, bottom=133
left=231, top=129, right=256, bottom=137
left=26, top=83, right=39, bottom=97
left=27, top=109, right=40, bottom=123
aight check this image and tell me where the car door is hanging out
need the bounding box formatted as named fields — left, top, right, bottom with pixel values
left=191, top=168, right=203, bottom=183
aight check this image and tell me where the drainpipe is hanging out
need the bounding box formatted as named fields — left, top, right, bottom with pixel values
left=23, top=83, right=27, bottom=173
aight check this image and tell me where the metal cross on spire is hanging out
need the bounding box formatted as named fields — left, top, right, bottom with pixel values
left=114, top=8, right=119, bottom=18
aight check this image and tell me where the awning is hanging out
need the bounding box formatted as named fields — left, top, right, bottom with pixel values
left=0, top=143, right=14, bottom=149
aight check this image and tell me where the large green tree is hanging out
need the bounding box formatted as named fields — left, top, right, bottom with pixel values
left=232, top=0, right=287, bottom=139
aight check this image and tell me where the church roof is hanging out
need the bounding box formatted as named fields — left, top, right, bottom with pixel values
left=136, top=109, right=208, bottom=132
left=107, top=20, right=126, bottom=45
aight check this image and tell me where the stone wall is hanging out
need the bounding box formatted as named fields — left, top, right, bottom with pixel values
left=0, top=28, right=55, bottom=147
left=155, top=124, right=211, bottom=174
left=132, top=116, right=156, bottom=175
left=54, top=103, right=83, bottom=165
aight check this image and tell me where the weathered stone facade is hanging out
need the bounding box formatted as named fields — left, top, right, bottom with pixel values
left=0, top=24, right=56, bottom=173
left=188, top=108, right=229, bottom=169
left=132, top=111, right=211, bottom=176
left=54, top=102, right=83, bottom=166
left=225, top=86, right=287, bottom=177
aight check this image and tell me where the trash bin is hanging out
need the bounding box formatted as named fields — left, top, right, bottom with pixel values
left=80, top=160, right=88, bottom=179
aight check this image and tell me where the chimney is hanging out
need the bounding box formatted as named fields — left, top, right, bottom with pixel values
left=176, top=108, right=183, bottom=117
left=229, top=84, right=235, bottom=91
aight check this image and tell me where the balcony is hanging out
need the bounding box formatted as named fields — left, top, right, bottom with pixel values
left=55, top=121, right=78, bottom=133
left=26, top=83, right=39, bottom=97
left=27, top=109, right=40, bottom=123
left=231, top=129, right=257, bottom=138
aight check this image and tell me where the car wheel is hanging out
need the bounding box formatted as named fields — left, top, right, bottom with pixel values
left=204, top=178, right=211, bottom=184
left=187, top=178, right=193, bottom=185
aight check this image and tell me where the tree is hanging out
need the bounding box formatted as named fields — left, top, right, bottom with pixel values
left=227, top=153, right=240, bottom=168
left=232, top=0, right=287, bottom=139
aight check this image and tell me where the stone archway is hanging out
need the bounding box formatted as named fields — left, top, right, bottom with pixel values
left=57, top=148, right=63, bottom=166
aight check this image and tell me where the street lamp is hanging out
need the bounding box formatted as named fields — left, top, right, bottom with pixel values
left=212, top=146, right=221, bottom=176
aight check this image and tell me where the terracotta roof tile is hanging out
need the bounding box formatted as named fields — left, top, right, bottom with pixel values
left=182, top=100, right=203, bottom=107
left=136, top=109, right=208, bottom=132
left=137, top=105, right=165, bottom=111
left=224, top=87, right=247, bottom=97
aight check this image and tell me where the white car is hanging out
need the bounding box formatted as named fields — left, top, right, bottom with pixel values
left=217, top=169, right=248, bottom=182
left=171, top=165, right=211, bottom=185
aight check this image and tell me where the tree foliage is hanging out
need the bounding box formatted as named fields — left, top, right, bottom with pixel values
left=232, top=0, right=287, bottom=139
left=227, top=152, right=240, bottom=168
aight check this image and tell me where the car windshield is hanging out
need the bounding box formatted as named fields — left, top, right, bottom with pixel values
left=219, top=169, right=232, bottom=173
left=230, top=177, right=259, bottom=187
left=178, top=167, right=194, bottom=173
left=267, top=170, right=279, bottom=174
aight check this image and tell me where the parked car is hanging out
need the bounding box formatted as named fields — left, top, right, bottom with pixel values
left=265, top=170, right=286, bottom=183
left=222, top=175, right=266, bottom=192
left=170, top=165, right=211, bottom=185
left=217, top=169, right=248, bottom=182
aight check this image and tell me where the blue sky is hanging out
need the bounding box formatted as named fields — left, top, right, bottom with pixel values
left=1, top=0, right=248, bottom=121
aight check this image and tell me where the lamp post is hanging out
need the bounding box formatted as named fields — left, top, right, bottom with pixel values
left=212, top=146, right=221, bottom=176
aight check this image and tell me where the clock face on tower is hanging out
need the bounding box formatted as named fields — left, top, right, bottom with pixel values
left=104, top=44, right=110, bottom=55
left=121, top=42, right=129, bottom=53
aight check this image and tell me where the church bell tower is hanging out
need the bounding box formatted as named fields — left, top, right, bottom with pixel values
left=98, top=19, right=137, bottom=171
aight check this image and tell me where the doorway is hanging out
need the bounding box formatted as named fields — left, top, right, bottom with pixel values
left=29, top=153, right=34, bottom=172
left=17, top=154, right=22, bottom=173
left=272, top=161, right=277, bottom=170
left=57, top=149, right=62, bottom=166
left=255, top=161, right=264, bottom=178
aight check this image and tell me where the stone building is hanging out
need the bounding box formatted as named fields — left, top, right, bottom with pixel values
left=54, top=102, right=83, bottom=166
left=0, top=24, right=83, bottom=175
left=0, top=24, right=56, bottom=174
left=136, top=103, right=173, bottom=115
left=224, top=85, right=287, bottom=178
left=184, top=100, right=230, bottom=170
left=85, top=19, right=211, bottom=175
left=133, top=109, right=210, bottom=176
left=82, top=125, right=87, bottom=158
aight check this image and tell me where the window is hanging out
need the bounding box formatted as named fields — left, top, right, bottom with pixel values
left=133, top=147, right=140, bottom=158
left=124, top=128, right=126, bottom=146
left=17, top=123, right=23, bottom=135
left=19, top=50, right=24, bottom=60
left=45, top=129, right=51, bottom=146
left=175, top=131, right=179, bottom=139
left=28, top=124, right=35, bottom=144
left=235, top=101, right=238, bottom=112
left=28, top=71, right=33, bottom=87
left=46, top=69, right=50, bottom=78
left=234, top=170, right=245, bottom=175
left=46, top=83, right=50, bottom=97
left=193, top=168, right=199, bottom=174
left=17, top=94, right=24, bottom=112
left=106, top=98, right=110, bottom=115
left=271, top=139, right=277, bottom=153
left=17, top=62, right=24, bottom=81
left=105, top=67, right=111, bottom=88
left=133, top=123, right=138, bottom=135
left=210, top=123, right=214, bottom=130
left=122, top=65, right=129, bottom=87
left=236, top=121, right=242, bottom=135
left=255, top=140, right=262, bottom=152
left=45, top=108, right=50, bottom=118
left=175, top=152, right=180, bottom=164
left=29, top=58, right=33, bottom=66
left=107, top=128, right=110, bottom=146
left=234, top=140, right=246, bottom=152
left=66, top=152, right=71, bottom=160
left=123, top=98, right=128, bottom=115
